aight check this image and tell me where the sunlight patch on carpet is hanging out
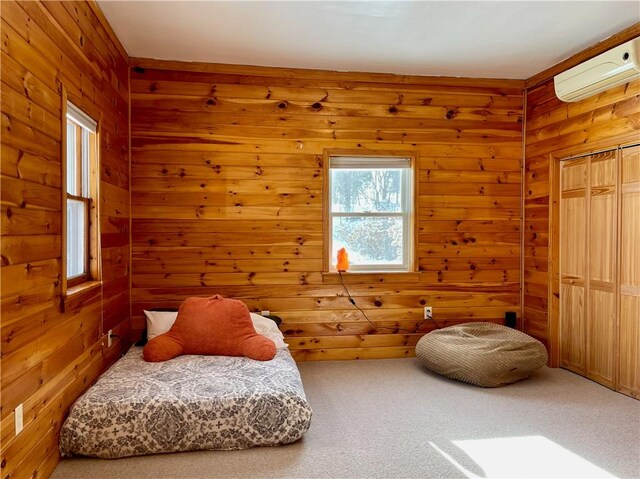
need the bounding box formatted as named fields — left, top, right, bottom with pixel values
left=431, top=435, right=616, bottom=478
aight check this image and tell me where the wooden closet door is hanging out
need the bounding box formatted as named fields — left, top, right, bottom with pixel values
left=587, top=151, right=617, bottom=387
left=560, top=158, right=587, bottom=374
left=619, top=146, right=640, bottom=398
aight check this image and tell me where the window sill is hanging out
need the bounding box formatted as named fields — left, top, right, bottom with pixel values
left=61, top=280, right=102, bottom=312
left=321, top=271, right=419, bottom=284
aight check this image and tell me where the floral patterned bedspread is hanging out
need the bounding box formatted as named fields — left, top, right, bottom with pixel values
left=59, top=347, right=312, bottom=458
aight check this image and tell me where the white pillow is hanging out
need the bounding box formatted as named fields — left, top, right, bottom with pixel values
left=144, top=310, right=178, bottom=341
left=250, top=313, right=288, bottom=349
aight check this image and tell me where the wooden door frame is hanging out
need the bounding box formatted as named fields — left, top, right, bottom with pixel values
left=547, top=135, right=640, bottom=368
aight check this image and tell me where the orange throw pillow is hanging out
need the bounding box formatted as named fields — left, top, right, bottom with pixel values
left=143, top=295, right=276, bottom=362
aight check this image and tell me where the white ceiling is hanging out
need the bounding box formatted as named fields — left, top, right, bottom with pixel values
left=98, top=1, right=640, bottom=79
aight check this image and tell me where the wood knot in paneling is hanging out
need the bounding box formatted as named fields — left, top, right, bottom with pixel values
left=445, top=109, right=458, bottom=119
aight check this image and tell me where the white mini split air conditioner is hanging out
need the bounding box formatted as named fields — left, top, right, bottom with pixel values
left=554, top=38, right=640, bottom=102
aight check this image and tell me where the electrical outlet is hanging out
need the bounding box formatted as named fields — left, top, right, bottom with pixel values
left=107, top=329, right=113, bottom=348
left=15, top=404, right=23, bottom=435
left=424, top=306, right=433, bottom=319
left=260, top=310, right=270, bottom=316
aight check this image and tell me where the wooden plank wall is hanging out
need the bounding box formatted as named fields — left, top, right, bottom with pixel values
left=130, top=59, right=524, bottom=361
left=0, top=1, right=130, bottom=477
left=523, top=78, right=640, bottom=350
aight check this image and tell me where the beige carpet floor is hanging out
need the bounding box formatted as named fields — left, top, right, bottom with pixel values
left=52, top=358, right=640, bottom=479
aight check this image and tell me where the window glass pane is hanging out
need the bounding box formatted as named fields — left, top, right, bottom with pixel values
left=82, top=128, right=90, bottom=196
left=332, top=216, right=404, bottom=266
left=67, top=199, right=86, bottom=278
left=66, top=121, right=76, bottom=195
left=331, top=168, right=403, bottom=213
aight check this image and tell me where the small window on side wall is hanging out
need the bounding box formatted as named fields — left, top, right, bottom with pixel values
left=64, top=102, right=100, bottom=290
left=325, top=154, right=415, bottom=272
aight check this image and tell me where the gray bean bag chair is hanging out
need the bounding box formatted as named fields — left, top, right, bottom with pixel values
left=416, top=322, right=548, bottom=387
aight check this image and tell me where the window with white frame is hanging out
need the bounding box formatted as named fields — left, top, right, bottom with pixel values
left=327, top=155, right=414, bottom=272
left=65, top=102, right=99, bottom=288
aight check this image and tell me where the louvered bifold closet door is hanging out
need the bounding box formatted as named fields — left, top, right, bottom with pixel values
left=560, top=150, right=617, bottom=387
left=560, top=146, right=639, bottom=397
left=619, top=146, right=640, bottom=398
left=560, top=157, right=588, bottom=375
left=587, top=151, right=617, bottom=388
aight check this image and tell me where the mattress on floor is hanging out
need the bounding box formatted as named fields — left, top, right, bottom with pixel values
left=59, top=347, right=312, bottom=458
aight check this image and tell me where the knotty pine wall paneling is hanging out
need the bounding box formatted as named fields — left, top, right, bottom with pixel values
left=1, top=2, right=130, bottom=477
left=130, top=58, right=524, bottom=361
left=523, top=77, right=640, bottom=363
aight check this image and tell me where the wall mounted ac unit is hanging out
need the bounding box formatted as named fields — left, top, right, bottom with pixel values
left=554, top=38, right=640, bottom=102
